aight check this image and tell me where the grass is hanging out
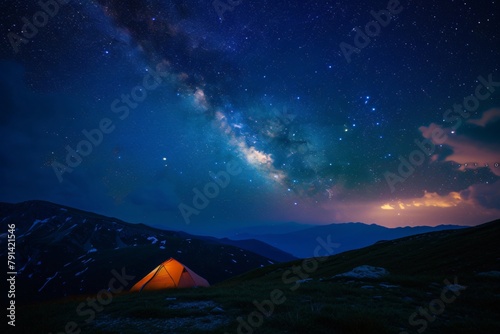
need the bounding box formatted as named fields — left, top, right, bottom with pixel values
left=12, top=275, right=500, bottom=334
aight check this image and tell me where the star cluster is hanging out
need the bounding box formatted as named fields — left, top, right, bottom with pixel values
left=0, top=0, right=499, bottom=233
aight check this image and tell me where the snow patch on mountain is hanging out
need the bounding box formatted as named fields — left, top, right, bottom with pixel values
left=18, top=256, right=31, bottom=273
left=26, top=217, right=51, bottom=233
left=75, top=268, right=88, bottom=277
left=39, top=272, right=59, bottom=292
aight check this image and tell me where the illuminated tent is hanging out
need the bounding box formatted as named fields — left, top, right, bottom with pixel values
left=130, top=258, right=210, bottom=292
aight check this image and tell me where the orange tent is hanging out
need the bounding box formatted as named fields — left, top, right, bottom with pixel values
left=130, top=258, right=210, bottom=292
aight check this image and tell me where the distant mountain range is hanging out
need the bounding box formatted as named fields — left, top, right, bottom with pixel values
left=0, top=200, right=474, bottom=303
left=229, top=222, right=469, bottom=258
left=227, top=218, right=500, bottom=286
left=218, top=222, right=313, bottom=237
left=0, top=200, right=292, bottom=302
left=192, top=235, right=296, bottom=262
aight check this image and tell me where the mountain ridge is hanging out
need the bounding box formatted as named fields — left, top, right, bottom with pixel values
left=0, top=200, right=292, bottom=302
left=230, top=221, right=470, bottom=258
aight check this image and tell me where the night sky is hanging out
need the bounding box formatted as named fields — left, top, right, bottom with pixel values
left=1, top=0, right=499, bottom=235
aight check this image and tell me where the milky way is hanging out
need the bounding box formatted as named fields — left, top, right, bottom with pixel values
left=1, top=0, right=499, bottom=233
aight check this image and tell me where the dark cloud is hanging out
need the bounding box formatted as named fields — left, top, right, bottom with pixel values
left=461, top=181, right=500, bottom=210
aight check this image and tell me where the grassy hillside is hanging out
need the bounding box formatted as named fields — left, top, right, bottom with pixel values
left=10, top=220, right=500, bottom=334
